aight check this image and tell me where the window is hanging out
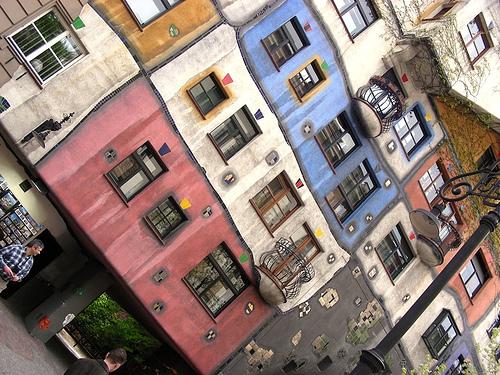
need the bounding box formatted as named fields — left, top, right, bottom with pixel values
left=145, top=196, right=187, bottom=241
left=487, top=313, right=500, bottom=338
left=107, top=143, right=166, bottom=201
left=419, top=162, right=459, bottom=242
left=184, top=244, right=249, bottom=317
left=209, top=106, right=260, bottom=162
left=262, top=17, right=309, bottom=68
left=460, top=252, right=489, bottom=299
left=423, top=3, right=455, bottom=21
left=188, top=73, right=226, bottom=116
left=251, top=173, right=301, bottom=232
left=476, top=146, right=498, bottom=171
left=289, top=60, right=324, bottom=100
left=124, top=0, right=183, bottom=27
left=326, top=160, right=377, bottom=222
left=7, top=10, right=82, bottom=84
left=422, top=310, right=459, bottom=359
left=460, top=14, right=491, bottom=63
left=394, top=107, right=428, bottom=156
left=316, top=112, right=358, bottom=170
left=333, top=0, right=378, bottom=38
left=376, top=224, right=414, bottom=280
left=289, top=224, right=322, bottom=264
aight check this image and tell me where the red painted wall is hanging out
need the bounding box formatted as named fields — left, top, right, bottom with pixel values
left=37, top=78, right=273, bottom=374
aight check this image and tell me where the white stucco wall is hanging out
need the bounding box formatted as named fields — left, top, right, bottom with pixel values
left=151, top=23, right=350, bottom=312
left=217, top=0, right=284, bottom=26
left=0, top=5, right=139, bottom=165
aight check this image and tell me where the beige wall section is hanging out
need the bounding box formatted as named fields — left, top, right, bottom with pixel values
left=0, top=141, right=86, bottom=288
left=0, top=4, right=139, bottom=165
left=0, top=0, right=89, bottom=87
left=217, top=0, right=281, bottom=26
left=151, top=24, right=350, bottom=312
left=92, top=0, right=220, bottom=70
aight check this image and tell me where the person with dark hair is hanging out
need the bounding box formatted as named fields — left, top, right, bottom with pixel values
left=64, top=348, right=127, bottom=374
left=0, top=239, right=44, bottom=292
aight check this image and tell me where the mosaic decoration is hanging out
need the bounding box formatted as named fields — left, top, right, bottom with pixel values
left=205, top=328, right=217, bottom=342
left=222, top=74, right=233, bottom=86
left=312, top=334, right=329, bottom=357
left=327, top=253, right=335, bottom=264
left=0, top=96, right=10, bottom=113
left=152, top=268, right=169, bottom=284
left=103, top=147, right=118, bottom=163
left=254, top=109, right=264, bottom=120
left=315, top=228, right=324, bottom=238
left=295, top=179, right=304, bottom=189
left=409, top=231, right=416, bottom=240
left=291, top=331, right=302, bottom=346
left=244, top=302, right=254, bottom=315
left=158, top=143, right=171, bottom=155
left=303, top=123, right=312, bottom=134
left=72, top=17, right=85, bottom=29
left=387, top=140, right=397, bottom=153
left=202, top=206, right=212, bottom=218
left=303, top=22, right=312, bottom=32
left=346, top=300, right=383, bottom=345
left=180, top=198, right=191, bottom=209
left=319, top=288, right=339, bottom=309
left=298, top=301, right=311, bottom=317
left=265, top=150, right=279, bottom=166
left=321, top=60, right=329, bottom=70
left=425, top=113, right=432, bottom=121
left=352, top=267, right=361, bottom=278
left=368, top=267, right=378, bottom=279
left=244, top=340, right=274, bottom=373
left=224, top=173, right=235, bottom=184
left=152, top=301, right=164, bottom=314
left=169, top=24, right=179, bottom=37
left=401, top=74, right=408, bottom=82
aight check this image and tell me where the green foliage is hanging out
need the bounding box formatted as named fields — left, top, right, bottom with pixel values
left=74, top=293, right=161, bottom=364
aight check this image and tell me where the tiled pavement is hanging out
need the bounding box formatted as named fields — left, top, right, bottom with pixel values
left=0, top=298, right=75, bottom=375
left=216, top=260, right=405, bottom=374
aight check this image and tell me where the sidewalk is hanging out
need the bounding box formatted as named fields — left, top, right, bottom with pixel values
left=0, top=297, right=75, bottom=375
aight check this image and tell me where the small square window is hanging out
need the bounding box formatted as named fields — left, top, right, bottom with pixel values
left=333, top=0, right=378, bottom=38
left=460, top=14, right=491, bottom=64
left=188, top=73, right=227, bottom=117
left=315, top=112, right=358, bottom=170
left=376, top=224, right=414, bottom=280
left=289, top=60, right=325, bottom=100
left=123, top=0, right=183, bottom=27
left=107, top=142, right=167, bottom=201
left=394, top=107, right=429, bottom=157
left=7, top=9, right=83, bottom=85
left=184, top=243, right=249, bottom=317
left=251, top=172, right=302, bottom=232
left=460, top=251, right=489, bottom=299
left=209, top=106, right=261, bottom=162
left=326, top=160, right=377, bottom=222
left=145, top=196, right=187, bottom=241
left=422, top=310, right=459, bottom=359
left=262, top=17, right=309, bottom=69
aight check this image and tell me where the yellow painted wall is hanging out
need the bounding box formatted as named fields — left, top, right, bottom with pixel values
left=92, top=0, right=220, bottom=70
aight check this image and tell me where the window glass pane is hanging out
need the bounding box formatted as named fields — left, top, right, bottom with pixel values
left=283, top=21, right=304, bottom=51
left=53, top=36, right=81, bottom=66
left=264, top=205, right=285, bottom=228
left=120, top=171, right=149, bottom=198
left=299, top=241, right=318, bottom=261
left=290, top=226, right=308, bottom=247
left=31, top=49, right=61, bottom=81
left=12, top=24, right=44, bottom=56
left=125, top=0, right=166, bottom=25
left=109, top=156, right=139, bottom=184
left=343, top=7, right=366, bottom=36
left=202, top=280, right=235, bottom=314
left=334, top=0, right=355, bottom=12
left=185, top=259, right=220, bottom=295
left=34, top=11, right=65, bottom=42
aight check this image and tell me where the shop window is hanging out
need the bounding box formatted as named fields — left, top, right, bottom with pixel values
left=107, top=142, right=166, bottom=201
left=184, top=243, right=249, bottom=317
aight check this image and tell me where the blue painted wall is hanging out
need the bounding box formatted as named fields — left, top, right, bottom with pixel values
left=240, top=0, right=398, bottom=249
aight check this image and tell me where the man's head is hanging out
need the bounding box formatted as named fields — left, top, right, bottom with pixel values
left=26, top=239, right=44, bottom=257
left=104, top=348, right=127, bottom=372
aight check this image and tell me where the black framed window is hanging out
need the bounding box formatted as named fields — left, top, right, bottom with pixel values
left=262, top=17, right=309, bottom=68
left=315, top=112, right=358, bottom=170
left=376, top=224, right=413, bottom=280
left=289, top=60, right=324, bottom=99
left=251, top=172, right=301, bottom=232
left=145, top=197, right=187, bottom=241
left=7, top=10, right=82, bottom=85
left=107, top=142, right=166, bottom=201
left=476, top=146, right=498, bottom=171
left=394, top=107, right=428, bottom=156
left=422, top=310, right=459, bottom=359
left=460, top=14, right=491, bottom=64
left=333, top=0, right=378, bottom=38
left=326, top=160, right=377, bottom=222
left=209, top=106, right=260, bottom=161
left=460, top=252, right=489, bottom=299
left=188, top=73, right=226, bottom=116
left=123, top=0, right=183, bottom=27
left=184, top=243, right=249, bottom=317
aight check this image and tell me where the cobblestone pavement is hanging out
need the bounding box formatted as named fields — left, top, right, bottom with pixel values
left=0, top=298, right=74, bottom=375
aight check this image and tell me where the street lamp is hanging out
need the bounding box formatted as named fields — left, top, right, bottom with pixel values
left=350, top=160, right=500, bottom=374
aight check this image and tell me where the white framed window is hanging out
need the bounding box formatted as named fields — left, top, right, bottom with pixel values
left=7, top=10, right=83, bottom=85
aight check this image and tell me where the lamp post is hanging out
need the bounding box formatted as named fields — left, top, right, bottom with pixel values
left=350, top=161, right=500, bottom=374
